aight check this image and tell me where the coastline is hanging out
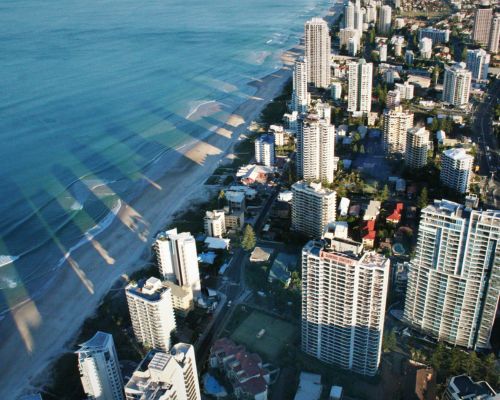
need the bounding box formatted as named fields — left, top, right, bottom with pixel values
left=0, top=46, right=299, bottom=398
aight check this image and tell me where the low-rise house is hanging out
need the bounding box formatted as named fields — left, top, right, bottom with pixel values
left=210, top=338, right=269, bottom=400
left=224, top=208, right=245, bottom=231
left=444, top=375, right=497, bottom=400
left=226, top=191, right=246, bottom=212
left=362, top=219, right=376, bottom=249
left=205, top=237, right=230, bottom=250
left=363, top=200, right=381, bottom=221
left=386, top=203, right=404, bottom=225
left=250, top=247, right=273, bottom=263
left=338, top=197, right=350, bottom=217
left=294, top=372, right=322, bottom=400
left=236, top=164, right=275, bottom=185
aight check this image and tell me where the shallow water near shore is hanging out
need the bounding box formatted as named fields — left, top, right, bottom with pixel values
left=0, top=0, right=331, bottom=311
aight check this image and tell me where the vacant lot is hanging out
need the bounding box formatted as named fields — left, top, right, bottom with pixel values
left=230, top=310, right=296, bottom=362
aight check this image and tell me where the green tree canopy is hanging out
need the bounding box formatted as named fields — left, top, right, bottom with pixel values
left=418, top=187, right=428, bottom=209
left=241, top=224, right=256, bottom=251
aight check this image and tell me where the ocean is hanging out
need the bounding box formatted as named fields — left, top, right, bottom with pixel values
left=0, top=0, right=332, bottom=312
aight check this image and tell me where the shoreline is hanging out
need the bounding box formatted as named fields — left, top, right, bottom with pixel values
left=0, top=45, right=298, bottom=399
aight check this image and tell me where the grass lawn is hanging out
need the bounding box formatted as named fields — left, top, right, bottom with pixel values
left=230, top=310, right=296, bottom=362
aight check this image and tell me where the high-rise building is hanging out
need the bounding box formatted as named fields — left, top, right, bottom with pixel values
left=418, top=27, right=450, bottom=44
left=466, top=48, right=490, bottom=81
left=344, top=2, right=355, bottom=29
left=291, top=181, right=336, bottom=238
left=305, top=18, right=331, bottom=88
left=404, top=200, right=500, bottom=349
left=418, top=37, right=433, bottom=59
left=296, top=113, right=335, bottom=184
left=331, top=81, right=342, bottom=100
left=472, top=2, right=493, bottom=46
left=365, top=3, right=377, bottom=24
left=255, top=134, right=275, bottom=166
left=154, top=229, right=201, bottom=297
left=348, top=37, right=359, bottom=56
left=76, top=331, right=124, bottom=400
left=382, top=106, right=414, bottom=154
left=126, top=277, right=176, bottom=352
left=405, top=127, right=429, bottom=169
left=339, top=28, right=360, bottom=50
left=301, top=240, right=390, bottom=376
left=386, top=90, right=401, bottom=109
left=440, top=148, right=474, bottom=194
left=378, top=5, right=392, bottom=35
left=292, top=57, right=309, bottom=113
left=488, top=13, right=500, bottom=53
left=347, top=59, right=373, bottom=113
left=125, top=344, right=201, bottom=400
left=405, top=50, right=414, bottom=65
left=204, top=210, right=226, bottom=238
left=442, top=62, right=471, bottom=107
left=395, top=81, right=415, bottom=100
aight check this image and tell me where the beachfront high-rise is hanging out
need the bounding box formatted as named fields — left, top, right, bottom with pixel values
left=301, top=241, right=390, bottom=376
left=154, top=228, right=201, bottom=297
left=442, top=63, right=472, bottom=107
left=292, top=57, right=309, bottom=113
left=472, top=1, right=493, bottom=47
left=76, top=331, right=124, bottom=400
left=382, top=106, right=414, bottom=155
left=305, top=18, right=331, bottom=89
left=405, top=127, right=429, bottom=169
left=126, top=277, right=176, bottom=352
left=404, top=200, right=500, bottom=349
left=204, top=210, right=226, bottom=238
left=489, top=14, right=500, bottom=53
left=296, top=112, right=335, bottom=184
left=291, top=181, right=336, bottom=239
left=347, top=59, right=373, bottom=113
left=255, top=134, right=275, bottom=166
left=466, top=48, right=490, bottom=81
left=125, top=343, right=201, bottom=400
left=377, top=5, right=392, bottom=35
left=440, top=148, right=474, bottom=194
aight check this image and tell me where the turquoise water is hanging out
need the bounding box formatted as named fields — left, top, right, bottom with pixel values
left=0, top=0, right=331, bottom=309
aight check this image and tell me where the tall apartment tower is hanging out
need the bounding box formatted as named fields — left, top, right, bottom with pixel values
left=405, top=127, right=429, bottom=169
left=404, top=200, right=500, bottom=349
left=255, top=134, right=275, bottom=166
left=382, top=106, right=414, bottom=154
left=378, top=5, right=392, bottom=35
left=442, top=63, right=472, bottom=107
left=305, top=18, right=331, bottom=89
left=472, top=2, right=493, bottom=46
left=76, top=331, right=124, bottom=400
left=489, top=14, right=500, bottom=53
left=344, top=2, right=355, bottom=29
left=440, top=148, right=474, bottom=194
left=296, top=113, right=335, bottom=184
left=301, top=241, right=390, bottom=376
left=125, top=343, right=201, bottom=400
left=466, top=48, right=490, bottom=81
left=292, top=57, right=309, bottom=113
left=154, top=229, right=201, bottom=297
left=126, top=277, right=176, bottom=352
left=291, top=181, right=336, bottom=239
left=347, top=59, right=373, bottom=113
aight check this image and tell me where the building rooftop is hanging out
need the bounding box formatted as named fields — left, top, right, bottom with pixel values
left=443, top=147, right=474, bottom=161
left=447, top=375, right=497, bottom=399
left=257, top=134, right=274, bottom=144
left=292, top=181, right=335, bottom=196
left=77, top=331, right=111, bottom=352
left=294, top=372, right=322, bottom=400
left=126, top=277, right=170, bottom=302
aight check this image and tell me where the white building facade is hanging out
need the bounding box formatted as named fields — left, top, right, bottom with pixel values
left=466, top=48, right=490, bottom=81
left=440, top=148, right=474, bottom=194
left=301, top=241, right=390, bottom=376
left=382, top=106, right=414, bottom=154
left=292, top=57, right=309, bottom=113
left=347, top=59, right=373, bottom=113
left=405, top=127, right=429, bottom=169
left=305, top=18, right=331, bottom=88
left=255, top=134, right=275, bottom=167
left=442, top=63, right=471, bottom=107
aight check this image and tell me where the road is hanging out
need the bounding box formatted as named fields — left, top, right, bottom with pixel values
left=470, top=79, right=500, bottom=208
left=195, top=184, right=279, bottom=368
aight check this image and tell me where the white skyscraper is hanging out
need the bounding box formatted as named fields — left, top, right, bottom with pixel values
left=296, top=113, right=335, bottom=184
left=76, top=331, right=124, bottom=400
left=404, top=200, right=500, bottom=349
left=394, top=81, right=415, bottom=100
left=418, top=37, right=432, bottom=59
left=204, top=210, right=226, bottom=238
left=440, top=148, right=474, bottom=194
left=301, top=241, right=390, bottom=376
left=347, top=59, right=373, bottom=113
left=125, top=344, right=201, bottom=400
left=489, top=13, right=500, bottom=53
left=305, top=18, right=331, bottom=88
left=382, top=106, right=414, bottom=154
left=292, top=57, right=309, bottom=113
left=442, top=63, right=471, bottom=107
left=378, top=5, right=392, bottom=35
left=154, top=229, right=201, bottom=297
left=126, top=277, right=177, bottom=352
left=339, top=28, right=360, bottom=50
left=344, top=2, right=355, bottom=29
left=473, top=3, right=493, bottom=46
left=405, top=127, right=429, bottom=169
left=291, top=181, right=336, bottom=239
left=255, top=134, right=275, bottom=166
left=466, top=48, right=490, bottom=81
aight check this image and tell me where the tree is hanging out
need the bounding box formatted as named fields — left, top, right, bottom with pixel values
left=353, top=143, right=359, bottom=153
left=359, top=144, right=366, bottom=154
left=417, top=187, right=429, bottom=209
left=383, top=331, right=397, bottom=352
left=218, top=190, right=225, bottom=207
left=241, top=224, right=256, bottom=251
left=461, top=46, right=468, bottom=62
left=379, top=184, right=390, bottom=202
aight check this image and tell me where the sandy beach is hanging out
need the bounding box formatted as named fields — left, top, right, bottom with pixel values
left=0, top=47, right=299, bottom=398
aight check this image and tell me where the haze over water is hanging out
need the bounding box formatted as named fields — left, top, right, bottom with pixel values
left=0, top=0, right=330, bottom=310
